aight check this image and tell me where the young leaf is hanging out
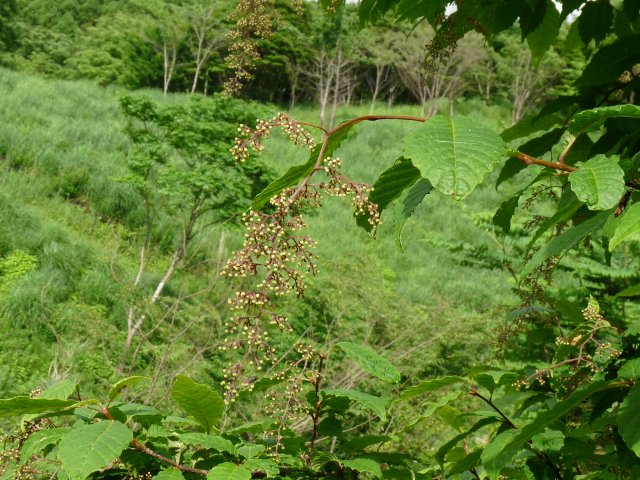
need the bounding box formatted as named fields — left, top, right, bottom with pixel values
left=342, top=458, right=383, bottom=479
left=403, top=115, right=506, bottom=200
left=322, top=389, right=389, bottom=421
left=618, top=382, right=640, bottom=456
left=335, top=342, right=400, bottom=383
left=108, top=376, right=150, bottom=402
left=569, top=105, right=640, bottom=135
left=609, top=202, right=640, bottom=251
left=568, top=155, right=625, bottom=210
left=0, top=397, right=75, bottom=417
left=58, top=421, right=133, bottom=480
left=357, top=157, right=421, bottom=232
left=399, top=376, right=467, bottom=401
left=171, top=375, right=224, bottom=434
left=153, top=468, right=185, bottom=480
left=206, top=463, right=251, bottom=480
left=251, top=122, right=354, bottom=211
left=520, top=209, right=612, bottom=278
left=394, top=177, right=433, bottom=251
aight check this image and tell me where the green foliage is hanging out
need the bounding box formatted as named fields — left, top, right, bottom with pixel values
left=403, top=115, right=506, bottom=199
left=2, top=0, right=640, bottom=478
left=171, top=375, right=223, bottom=435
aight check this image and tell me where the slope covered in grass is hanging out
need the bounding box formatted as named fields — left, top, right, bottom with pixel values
left=0, top=68, right=515, bottom=408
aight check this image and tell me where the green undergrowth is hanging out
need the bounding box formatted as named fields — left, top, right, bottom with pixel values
left=0, top=68, right=516, bottom=451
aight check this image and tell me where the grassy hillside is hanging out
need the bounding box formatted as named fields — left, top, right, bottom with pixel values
left=0, top=68, right=516, bottom=408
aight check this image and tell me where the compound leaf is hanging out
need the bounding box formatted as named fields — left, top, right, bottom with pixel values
left=404, top=115, right=506, bottom=200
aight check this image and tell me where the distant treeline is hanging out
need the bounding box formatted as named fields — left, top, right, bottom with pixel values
left=1, top=0, right=585, bottom=123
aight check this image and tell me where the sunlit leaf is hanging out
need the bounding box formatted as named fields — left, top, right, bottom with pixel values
left=404, top=115, right=506, bottom=199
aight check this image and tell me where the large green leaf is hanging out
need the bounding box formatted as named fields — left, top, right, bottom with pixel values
left=403, top=115, right=506, bottom=199
left=206, top=463, right=251, bottom=480
left=251, top=122, right=354, bottom=211
left=171, top=375, right=224, bottom=434
left=568, top=155, right=625, bottom=210
left=609, top=202, right=640, bottom=251
left=619, top=382, right=640, bottom=456
left=108, top=376, right=149, bottom=402
left=569, top=105, right=640, bottom=135
left=482, top=381, right=626, bottom=479
left=58, top=421, right=133, bottom=480
left=0, top=397, right=75, bottom=417
left=357, top=157, right=421, bottom=232
left=335, top=342, right=400, bottom=384
left=394, top=177, right=433, bottom=251
left=521, top=209, right=612, bottom=278
left=20, top=428, right=70, bottom=465
left=322, top=389, right=389, bottom=421
left=399, top=376, right=467, bottom=401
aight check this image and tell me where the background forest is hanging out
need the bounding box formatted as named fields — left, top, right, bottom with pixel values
left=0, top=0, right=639, bottom=479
